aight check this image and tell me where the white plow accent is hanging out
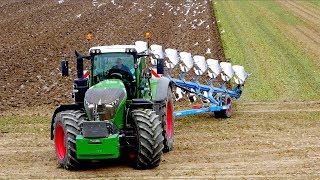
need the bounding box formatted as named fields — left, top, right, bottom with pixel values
left=175, top=87, right=184, bottom=101
left=193, top=55, right=207, bottom=76
left=179, top=52, right=193, bottom=72
left=165, top=48, right=179, bottom=69
left=150, top=44, right=164, bottom=59
left=232, top=65, right=248, bottom=85
left=135, top=41, right=148, bottom=53
left=207, top=59, right=221, bottom=79
left=220, top=62, right=234, bottom=81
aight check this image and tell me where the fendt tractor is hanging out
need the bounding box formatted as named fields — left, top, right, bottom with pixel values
left=50, top=38, right=174, bottom=170
left=51, top=33, right=249, bottom=170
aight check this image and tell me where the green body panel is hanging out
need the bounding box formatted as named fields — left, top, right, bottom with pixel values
left=143, top=78, right=159, bottom=100
left=89, top=79, right=127, bottom=129
left=76, top=134, right=120, bottom=159
left=111, top=101, right=125, bottom=129
left=91, top=79, right=126, bottom=89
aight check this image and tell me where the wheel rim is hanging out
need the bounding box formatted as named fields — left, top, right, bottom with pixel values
left=226, top=97, right=232, bottom=114
left=55, top=123, right=66, bottom=160
left=166, top=101, right=173, bottom=139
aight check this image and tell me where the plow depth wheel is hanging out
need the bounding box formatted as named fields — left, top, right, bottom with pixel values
left=214, top=95, right=232, bottom=118
left=163, top=87, right=175, bottom=153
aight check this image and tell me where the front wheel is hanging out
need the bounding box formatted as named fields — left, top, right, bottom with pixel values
left=131, top=109, right=164, bottom=169
left=53, top=110, right=85, bottom=170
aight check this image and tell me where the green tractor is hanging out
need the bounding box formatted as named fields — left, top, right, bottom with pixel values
left=50, top=41, right=174, bottom=170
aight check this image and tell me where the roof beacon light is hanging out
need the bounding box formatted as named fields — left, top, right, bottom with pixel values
left=145, top=32, right=151, bottom=39
left=86, top=33, right=92, bottom=41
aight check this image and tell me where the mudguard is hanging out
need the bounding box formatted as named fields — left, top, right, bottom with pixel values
left=50, top=104, right=83, bottom=140
left=154, top=77, right=171, bottom=101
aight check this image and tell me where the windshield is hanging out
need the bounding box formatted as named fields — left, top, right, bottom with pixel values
left=93, top=53, right=135, bottom=83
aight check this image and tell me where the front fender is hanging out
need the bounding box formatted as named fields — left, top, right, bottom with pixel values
left=50, top=104, right=83, bottom=140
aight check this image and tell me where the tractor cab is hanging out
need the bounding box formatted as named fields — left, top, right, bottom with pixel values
left=91, top=52, right=135, bottom=85
left=89, top=46, right=141, bottom=99
left=83, top=42, right=149, bottom=99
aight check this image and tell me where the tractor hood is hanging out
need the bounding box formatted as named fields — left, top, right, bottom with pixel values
left=84, top=79, right=126, bottom=121
left=84, top=88, right=126, bottom=105
left=92, top=79, right=126, bottom=89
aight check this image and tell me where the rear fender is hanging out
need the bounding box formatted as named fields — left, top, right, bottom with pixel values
left=154, top=77, right=171, bottom=101
left=50, top=104, right=83, bottom=140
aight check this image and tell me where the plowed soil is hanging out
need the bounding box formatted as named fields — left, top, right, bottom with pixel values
left=0, top=0, right=224, bottom=113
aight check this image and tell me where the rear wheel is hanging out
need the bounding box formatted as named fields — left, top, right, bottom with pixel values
left=131, top=109, right=164, bottom=169
left=53, top=110, right=85, bottom=170
left=214, top=95, right=232, bottom=118
left=162, top=87, right=174, bottom=152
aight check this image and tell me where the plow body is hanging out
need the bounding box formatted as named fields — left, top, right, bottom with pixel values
left=171, top=78, right=241, bottom=117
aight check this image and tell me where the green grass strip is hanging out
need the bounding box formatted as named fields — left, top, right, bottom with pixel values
left=213, top=0, right=320, bottom=102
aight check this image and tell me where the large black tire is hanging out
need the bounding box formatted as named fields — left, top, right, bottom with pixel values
left=162, top=87, right=174, bottom=153
left=53, top=110, right=86, bottom=170
left=131, top=109, right=164, bottom=169
left=214, top=95, right=232, bottom=118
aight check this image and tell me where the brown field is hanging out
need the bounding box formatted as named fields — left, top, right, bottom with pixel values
left=1, top=102, right=320, bottom=178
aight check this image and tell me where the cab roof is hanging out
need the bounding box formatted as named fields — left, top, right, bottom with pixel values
left=89, top=45, right=137, bottom=53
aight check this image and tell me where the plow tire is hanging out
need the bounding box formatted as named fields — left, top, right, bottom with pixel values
left=132, top=109, right=164, bottom=169
left=53, top=110, right=85, bottom=170
left=214, top=95, right=232, bottom=118
left=162, top=87, right=175, bottom=153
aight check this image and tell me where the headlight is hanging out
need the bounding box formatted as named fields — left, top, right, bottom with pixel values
left=84, top=100, right=95, bottom=121
left=97, top=104, right=116, bottom=120
left=84, top=96, right=120, bottom=121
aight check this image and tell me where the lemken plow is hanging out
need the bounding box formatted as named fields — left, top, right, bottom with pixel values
left=51, top=35, right=248, bottom=170
left=149, top=43, right=248, bottom=118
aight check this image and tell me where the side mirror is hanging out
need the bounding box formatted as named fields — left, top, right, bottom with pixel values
left=157, top=59, right=164, bottom=74
left=61, top=60, right=69, bottom=76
